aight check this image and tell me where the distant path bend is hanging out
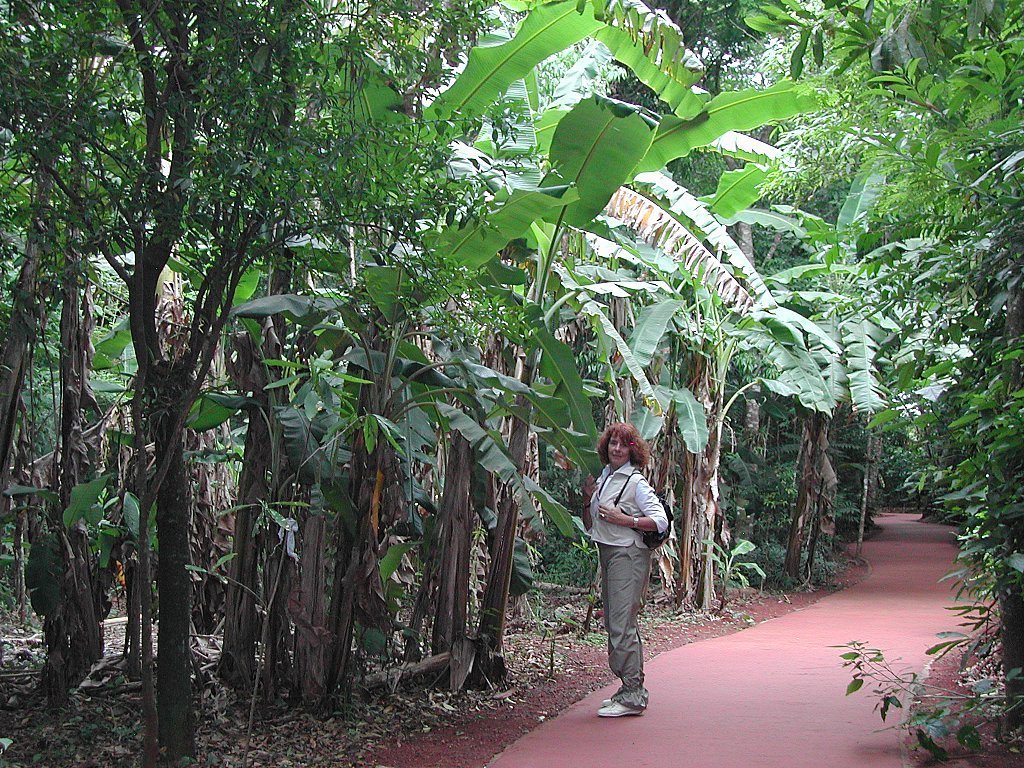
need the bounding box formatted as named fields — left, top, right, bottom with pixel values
left=488, top=513, right=959, bottom=768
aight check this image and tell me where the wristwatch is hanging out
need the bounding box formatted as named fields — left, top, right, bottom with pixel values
left=632, top=516, right=639, bottom=528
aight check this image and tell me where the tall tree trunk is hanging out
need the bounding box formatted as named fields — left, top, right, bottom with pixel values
left=42, top=253, right=103, bottom=704
left=292, top=505, right=328, bottom=705
left=1002, top=260, right=1024, bottom=730
left=151, top=363, right=196, bottom=759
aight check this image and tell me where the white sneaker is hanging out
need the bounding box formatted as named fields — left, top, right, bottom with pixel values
left=597, top=701, right=643, bottom=717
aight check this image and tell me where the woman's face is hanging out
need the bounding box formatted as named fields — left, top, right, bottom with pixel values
left=607, top=434, right=631, bottom=469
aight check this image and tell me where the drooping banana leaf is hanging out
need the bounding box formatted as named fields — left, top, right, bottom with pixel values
left=603, top=186, right=754, bottom=312
left=628, top=298, right=686, bottom=367
left=837, top=169, right=885, bottom=231
left=426, top=0, right=602, bottom=120
left=591, top=0, right=705, bottom=118
left=661, top=385, right=709, bottom=454
left=708, top=131, right=782, bottom=163
left=459, top=359, right=598, bottom=475
left=580, top=299, right=661, bottom=414
left=431, top=184, right=578, bottom=269
left=841, top=317, right=886, bottom=414
left=545, top=95, right=657, bottom=228
left=634, top=171, right=773, bottom=306
left=636, top=80, right=818, bottom=174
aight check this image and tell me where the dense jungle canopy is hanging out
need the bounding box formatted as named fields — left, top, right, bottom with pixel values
left=0, top=0, right=1022, bottom=764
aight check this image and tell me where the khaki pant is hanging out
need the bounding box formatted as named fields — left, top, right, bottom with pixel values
left=599, top=542, right=652, bottom=710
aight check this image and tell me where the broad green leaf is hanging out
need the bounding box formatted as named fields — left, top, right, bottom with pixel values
left=63, top=475, right=110, bottom=528
left=380, top=542, right=418, bottom=582
left=723, top=208, right=807, bottom=238
left=637, top=80, right=818, bottom=173
left=530, top=329, right=596, bottom=439
left=433, top=185, right=577, bottom=269
left=546, top=95, right=657, bottom=228
left=837, top=170, right=885, bottom=230
left=231, top=294, right=345, bottom=322
left=427, top=1, right=602, bottom=120
left=664, top=386, right=709, bottom=453
left=628, top=299, right=685, bottom=367
left=461, top=360, right=599, bottom=475
left=709, top=131, right=782, bottom=163
left=703, top=165, right=766, bottom=219
left=630, top=406, right=664, bottom=441
left=364, top=266, right=409, bottom=320
left=123, top=492, right=141, bottom=539
left=581, top=300, right=661, bottom=413
left=26, top=534, right=61, bottom=616
left=754, top=307, right=842, bottom=354
left=187, top=393, right=249, bottom=431
left=841, top=318, right=886, bottom=414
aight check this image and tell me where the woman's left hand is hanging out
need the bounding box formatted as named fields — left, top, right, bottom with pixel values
left=597, top=503, right=628, bottom=526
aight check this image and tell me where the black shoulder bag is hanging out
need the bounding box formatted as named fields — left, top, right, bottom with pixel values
left=613, top=472, right=674, bottom=549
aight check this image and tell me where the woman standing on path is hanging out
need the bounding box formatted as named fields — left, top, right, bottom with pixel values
left=582, top=422, right=669, bottom=717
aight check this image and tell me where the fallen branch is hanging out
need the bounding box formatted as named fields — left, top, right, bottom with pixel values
left=361, top=652, right=451, bottom=692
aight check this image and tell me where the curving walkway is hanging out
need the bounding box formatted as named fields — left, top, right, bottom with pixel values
left=488, top=513, right=960, bottom=768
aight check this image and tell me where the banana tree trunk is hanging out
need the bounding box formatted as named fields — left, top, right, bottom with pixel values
left=432, top=434, right=475, bottom=689
left=473, top=391, right=532, bottom=685
left=292, top=506, right=328, bottom=705
left=42, top=255, right=103, bottom=704
left=784, top=410, right=832, bottom=580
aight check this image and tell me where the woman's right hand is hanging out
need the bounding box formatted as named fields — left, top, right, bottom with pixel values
left=582, top=475, right=596, bottom=505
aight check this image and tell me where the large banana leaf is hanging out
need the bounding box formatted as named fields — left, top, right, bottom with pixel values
left=426, top=0, right=601, bottom=120
left=603, top=186, right=754, bottom=312
left=635, top=171, right=773, bottom=306
left=661, top=385, right=709, bottom=454
left=545, top=95, right=657, bottom=228
left=433, top=404, right=576, bottom=538
left=837, top=170, right=885, bottom=231
left=460, top=359, right=599, bottom=475
left=432, top=184, right=578, bottom=269
left=703, top=165, right=767, bottom=219
left=752, top=334, right=835, bottom=412
left=636, top=80, right=817, bottom=174
left=841, top=318, right=886, bottom=413
left=580, top=299, right=661, bottom=413
left=709, top=131, right=782, bottom=163
left=592, top=0, right=705, bottom=118
left=628, top=298, right=686, bottom=367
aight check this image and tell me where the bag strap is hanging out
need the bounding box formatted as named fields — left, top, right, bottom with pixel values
left=613, top=471, right=644, bottom=505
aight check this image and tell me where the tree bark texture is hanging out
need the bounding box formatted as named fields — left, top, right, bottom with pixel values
left=151, top=364, right=196, bottom=759
left=473, top=393, right=532, bottom=684
left=43, top=259, right=103, bottom=704
left=431, top=435, right=473, bottom=689
left=784, top=411, right=834, bottom=580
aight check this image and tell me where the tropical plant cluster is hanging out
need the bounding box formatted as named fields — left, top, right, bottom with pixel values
left=0, top=0, right=1020, bottom=764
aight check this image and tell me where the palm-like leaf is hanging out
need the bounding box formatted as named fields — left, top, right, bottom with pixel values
left=603, top=186, right=754, bottom=313
left=840, top=318, right=886, bottom=413
left=635, top=171, right=774, bottom=306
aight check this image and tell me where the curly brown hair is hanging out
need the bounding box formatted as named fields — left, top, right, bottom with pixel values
left=596, top=422, right=650, bottom=469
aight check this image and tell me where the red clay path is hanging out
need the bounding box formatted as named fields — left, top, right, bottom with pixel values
left=488, top=512, right=960, bottom=768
